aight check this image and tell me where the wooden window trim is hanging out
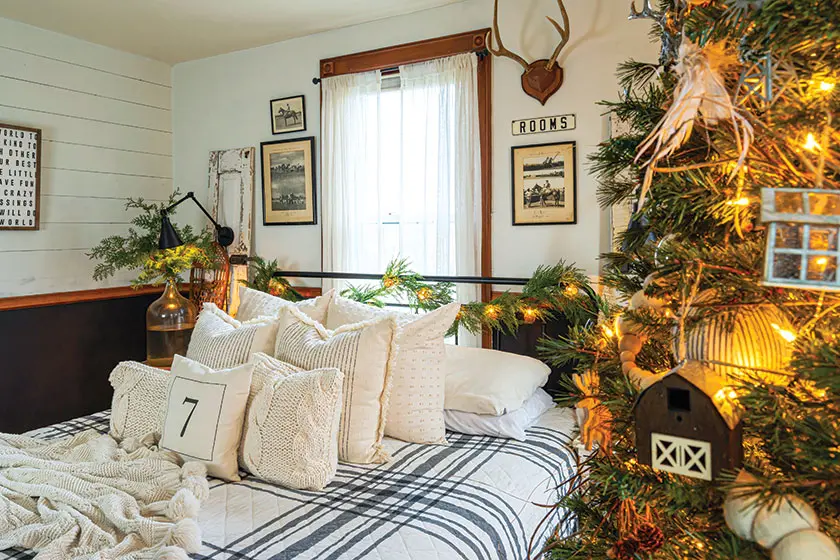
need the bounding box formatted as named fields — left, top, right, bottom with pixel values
left=0, top=285, right=167, bottom=312
left=320, top=29, right=493, bottom=345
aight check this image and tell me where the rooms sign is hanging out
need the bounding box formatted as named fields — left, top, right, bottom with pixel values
left=512, top=114, right=576, bottom=136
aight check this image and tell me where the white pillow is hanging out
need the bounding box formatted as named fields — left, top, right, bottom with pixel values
left=109, top=361, right=169, bottom=441
left=160, top=355, right=253, bottom=481
left=444, top=388, right=556, bottom=441
left=237, top=286, right=334, bottom=323
left=240, top=353, right=344, bottom=490
left=186, top=303, right=277, bottom=369
left=326, top=296, right=461, bottom=444
left=444, top=345, right=551, bottom=415
left=275, top=306, right=396, bottom=464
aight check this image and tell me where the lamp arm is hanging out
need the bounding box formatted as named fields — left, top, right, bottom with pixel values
left=162, top=192, right=223, bottom=231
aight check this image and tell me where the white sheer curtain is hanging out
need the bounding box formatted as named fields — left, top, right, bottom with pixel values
left=321, top=70, right=382, bottom=294
left=321, top=53, right=482, bottom=305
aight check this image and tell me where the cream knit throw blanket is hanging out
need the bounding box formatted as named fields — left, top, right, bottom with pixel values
left=0, top=429, right=209, bottom=560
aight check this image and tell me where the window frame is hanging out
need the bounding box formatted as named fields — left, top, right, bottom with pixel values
left=318, top=29, right=493, bottom=309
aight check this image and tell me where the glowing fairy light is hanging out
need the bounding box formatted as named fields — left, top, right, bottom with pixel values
left=564, top=284, right=579, bottom=297
left=803, top=133, right=822, bottom=152
left=820, top=80, right=836, bottom=92
left=602, top=324, right=615, bottom=339
left=726, top=197, right=751, bottom=206
left=771, top=323, right=797, bottom=343
left=522, top=307, right=538, bottom=324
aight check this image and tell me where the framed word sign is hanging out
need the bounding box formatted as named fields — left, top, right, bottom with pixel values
left=0, top=123, right=41, bottom=230
left=512, top=114, right=576, bottom=136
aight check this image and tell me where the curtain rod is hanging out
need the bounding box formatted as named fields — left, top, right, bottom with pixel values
left=312, top=49, right=488, bottom=85
left=273, top=270, right=531, bottom=286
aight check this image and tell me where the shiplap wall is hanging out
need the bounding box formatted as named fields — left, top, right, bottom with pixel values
left=0, top=18, right=172, bottom=297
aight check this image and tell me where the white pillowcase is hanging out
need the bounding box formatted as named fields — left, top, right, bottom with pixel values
left=444, top=388, right=555, bottom=441
left=109, top=361, right=169, bottom=441
left=160, top=355, right=253, bottom=482
left=326, top=296, right=460, bottom=444
left=240, top=353, right=344, bottom=490
left=186, top=303, right=277, bottom=369
left=444, top=345, right=551, bottom=416
left=237, top=285, right=334, bottom=323
left=275, top=306, right=396, bottom=464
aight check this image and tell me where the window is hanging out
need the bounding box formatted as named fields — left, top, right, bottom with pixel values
left=319, top=31, right=492, bottom=305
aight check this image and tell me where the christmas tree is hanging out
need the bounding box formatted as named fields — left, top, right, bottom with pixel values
left=540, top=1, right=840, bottom=558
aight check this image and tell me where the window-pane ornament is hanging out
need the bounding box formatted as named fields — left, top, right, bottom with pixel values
left=761, top=187, right=840, bottom=291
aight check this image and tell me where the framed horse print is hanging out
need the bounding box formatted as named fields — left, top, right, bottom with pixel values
left=511, top=141, right=577, bottom=226
left=260, top=137, right=317, bottom=226
left=270, top=95, right=306, bottom=135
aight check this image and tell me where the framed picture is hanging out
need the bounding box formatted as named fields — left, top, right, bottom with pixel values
left=0, top=123, right=41, bottom=231
left=511, top=141, right=577, bottom=226
left=270, top=95, right=306, bottom=135
left=260, top=137, right=316, bottom=226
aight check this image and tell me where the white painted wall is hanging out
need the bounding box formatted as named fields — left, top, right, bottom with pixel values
left=0, top=17, right=172, bottom=297
left=173, top=0, right=657, bottom=284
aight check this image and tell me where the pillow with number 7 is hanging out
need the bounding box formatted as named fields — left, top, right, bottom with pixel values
left=159, top=354, right=254, bottom=481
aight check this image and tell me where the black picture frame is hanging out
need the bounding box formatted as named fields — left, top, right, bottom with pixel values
left=270, top=95, right=306, bottom=135
left=511, top=140, right=577, bottom=226
left=260, top=137, right=317, bottom=226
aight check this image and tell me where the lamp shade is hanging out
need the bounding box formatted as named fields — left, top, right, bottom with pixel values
left=159, top=214, right=184, bottom=250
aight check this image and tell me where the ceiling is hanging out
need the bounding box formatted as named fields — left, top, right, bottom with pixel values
left=0, top=0, right=465, bottom=64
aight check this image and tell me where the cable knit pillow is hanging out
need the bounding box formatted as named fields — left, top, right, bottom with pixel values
left=186, top=303, right=277, bottom=369
left=237, top=286, right=334, bottom=323
left=160, top=355, right=253, bottom=481
left=275, top=306, right=397, bottom=464
left=327, top=296, right=461, bottom=444
left=240, top=353, right=344, bottom=490
left=109, top=361, right=169, bottom=441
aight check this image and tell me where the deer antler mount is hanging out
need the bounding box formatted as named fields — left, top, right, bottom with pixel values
left=486, top=0, right=571, bottom=105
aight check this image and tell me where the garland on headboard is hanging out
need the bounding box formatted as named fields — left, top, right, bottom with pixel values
left=246, top=256, right=605, bottom=336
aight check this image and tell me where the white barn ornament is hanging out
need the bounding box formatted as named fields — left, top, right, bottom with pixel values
left=761, top=187, right=840, bottom=291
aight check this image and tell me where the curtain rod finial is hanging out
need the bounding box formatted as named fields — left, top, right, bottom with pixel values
left=313, top=77, right=322, bottom=85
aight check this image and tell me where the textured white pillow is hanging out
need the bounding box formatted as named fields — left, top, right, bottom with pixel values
left=444, top=345, right=551, bottom=415
left=444, top=388, right=556, bottom=441
left=275, top=306, right=396, bottom=464
left=237, top=286, right=334, bottom=323
left=240, top=353, right=344, bottom=490
left=186, top=303, right=277, bottom=369
left=160, top=355, right=253, bottom=481
left=108, top=361, right=169, bottom=441
left=327, top=296, right=460, bottom=444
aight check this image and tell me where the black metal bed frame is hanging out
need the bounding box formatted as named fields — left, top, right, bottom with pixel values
left=273, top=270, right=532, bottom=287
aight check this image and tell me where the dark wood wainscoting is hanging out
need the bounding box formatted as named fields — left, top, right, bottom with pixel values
left=0, top=287, right=161, bottom=433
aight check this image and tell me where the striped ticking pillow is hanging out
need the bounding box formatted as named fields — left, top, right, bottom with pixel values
left=187, top=303, right=278, bottom=370
left=274, top=306, right=397, bottom=465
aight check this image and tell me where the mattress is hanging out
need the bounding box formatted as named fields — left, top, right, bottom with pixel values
left=4, top=407, right=578, bottom=560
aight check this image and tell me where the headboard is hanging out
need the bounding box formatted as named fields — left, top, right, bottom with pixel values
left=274, top=269, right=592, bottom=394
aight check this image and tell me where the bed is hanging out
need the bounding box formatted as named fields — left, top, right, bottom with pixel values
left=2, top=406, right=577, bottom=560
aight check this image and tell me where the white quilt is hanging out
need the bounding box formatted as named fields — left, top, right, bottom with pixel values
left=4, top=408, right=577, bottom=560
left=0, top=428, right=209, bottom=559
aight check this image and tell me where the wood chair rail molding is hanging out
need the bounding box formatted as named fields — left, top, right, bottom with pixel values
left=319, top=28, right=494, bottom=343
left=0, top=285, right=168, bottom=312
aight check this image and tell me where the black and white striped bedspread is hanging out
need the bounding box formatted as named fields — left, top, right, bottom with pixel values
left=7, top=408, right=578, bottom=560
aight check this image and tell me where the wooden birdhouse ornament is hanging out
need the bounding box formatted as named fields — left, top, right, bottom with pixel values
left=634, top=361, right=743, bottom=481
left=761, top=187, right=840, bottom=291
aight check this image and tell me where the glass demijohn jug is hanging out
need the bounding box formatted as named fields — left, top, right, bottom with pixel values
left=146, top=279, right=197, bottom=367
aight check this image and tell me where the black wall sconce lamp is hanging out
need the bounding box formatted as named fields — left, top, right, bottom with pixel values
left=159, top=191, right=235, bottom=250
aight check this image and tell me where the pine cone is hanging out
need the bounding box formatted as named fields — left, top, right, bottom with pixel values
left=635, top=522, right=665, bottom=553
left=608, top=536, right=640, bottom=560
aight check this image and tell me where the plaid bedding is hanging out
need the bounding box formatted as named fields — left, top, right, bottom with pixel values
left=4, top=408, right=578, bottom=560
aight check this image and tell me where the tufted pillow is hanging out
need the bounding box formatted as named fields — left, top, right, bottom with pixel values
left=240, top=353, right=344, bottom=490
left=236, top=286, right=334, bottom=323
left=275, top=306, right=397, bottom=464
left=186, top=303, right=277, bottom=369
left=160, top=355, right=253, bottom=481
left=327, top=295, right=460, bottom=444
left=108, top=361, right=169, bottom=441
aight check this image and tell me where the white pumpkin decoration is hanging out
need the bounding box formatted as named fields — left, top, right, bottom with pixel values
left=684, top=305, right=794, bottom=385
left=752, top=494, right=820, bottom=549
left=723, top=470, right=762, bottom=540
left=771, top=530, right=840, bottom=560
